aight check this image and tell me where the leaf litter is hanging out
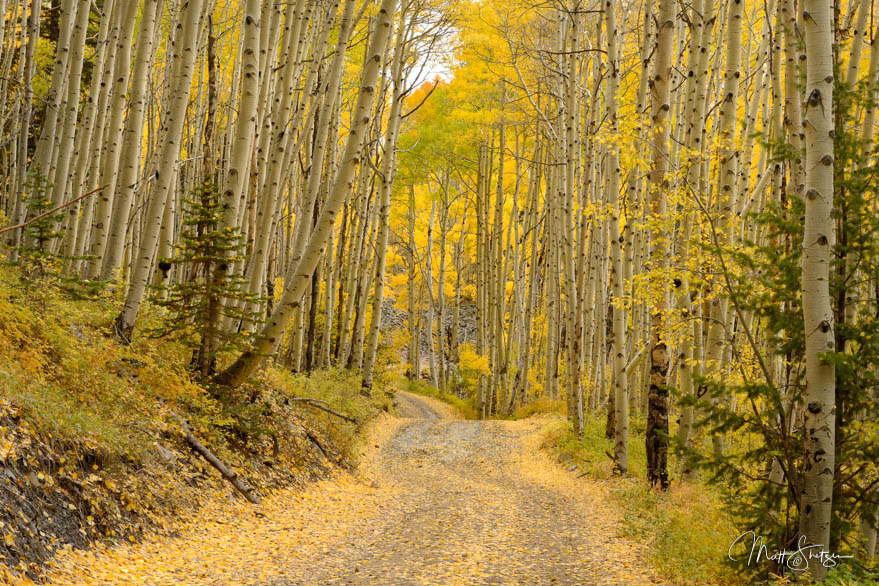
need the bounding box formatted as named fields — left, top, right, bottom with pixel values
left=35, top=392, right=662, bottom=585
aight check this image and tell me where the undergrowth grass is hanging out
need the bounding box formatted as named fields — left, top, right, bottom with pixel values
left=0, top=263, right=392, bottom=576
left=537, top=412, right=740, bottom=584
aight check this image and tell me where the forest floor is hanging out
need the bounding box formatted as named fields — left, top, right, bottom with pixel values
left=37, top=391, right=661, bottom=585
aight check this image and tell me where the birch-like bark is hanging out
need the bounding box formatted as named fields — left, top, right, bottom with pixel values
left=28, top=0, right=75, bottom=180
left=797, top=0, right=836, bottom=572
left=216, top=0, right=399, bottom=387
left=361, top=19, right=407, bottom=393
left=645, top=0, right=675, bottom=490
left=561, top=12, right=581, bottom=433
left=605, top=0, right=627, bottom=474
left=198, top=0, right=261, bottom=362
left=100, top=0, right=162, bottom=280
left=115, top=0, right=205, bottom=340
left=42, top=0, right=90, bottom=247
left=407, top=185, right=420, bottom=380
left=86, top=0, right=140, bottom=275
left=704, top=0, right=744, bottom=457
left=61, top=0, right=117, bottom=266
left=8, top=0, right=40, bottom=254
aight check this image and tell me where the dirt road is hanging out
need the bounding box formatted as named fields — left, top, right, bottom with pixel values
left=44, top=391, right=658, bottom=585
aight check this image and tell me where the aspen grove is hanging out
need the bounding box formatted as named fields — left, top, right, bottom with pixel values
left=1, top=0, right=878, bottom=581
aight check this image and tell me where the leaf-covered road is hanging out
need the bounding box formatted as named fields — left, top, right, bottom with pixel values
left=44, top=392, right=660, bottom=585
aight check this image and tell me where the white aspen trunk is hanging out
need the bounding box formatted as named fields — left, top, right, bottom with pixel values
left=246, top=0, right=310, bottom=306
left=426, top=201, right=439, bottom=388
left=203, top=0, right=261, bottom=355
left=645, top=0, right=675, bottom=490
left=216, top=0, right=399, bottom=386
left=362, top=21, right=407, bottom=392
left=545, top=164, right=560, bottom=403
left=100, top=0, right=162, bottom=280
left=782, top=0, right=805, bottom=196
left=436, top=174, right=452, bottom=391
left=845, top=0, right=870, bottom=89
left=489, top=127, right=504, bottom=415
left=604, top=0, right=627, bottom=473
left=407, top=185, right=419, bottom=380
left=677, top=0, right=715, bottom=452
left=220, top=0, right=261, bottom=242
left=8, top=0, right=40, bottom=255
left=338, top=175, right=372, bottom=365
left=704, top=0, right=744, bottom=457
left=282, top=0, right=360, bottom=337
left=509, top=145, right=542, bottom=412
left=476, top=145, right=487, bottom=411
left=561, top=11, right=581, bottom=432
left=797, top=0, right=836, bottom=573
left=321, top=229, right=336, bottom=368
left=85, top=0, right=139, bottom=275
left=45, top=0, right=90, bottom=228
left=60, top=0, right=117, bottom=265
left=29, top=0, right=75, bottom=179
left=114, top=0, right=205, bottom=340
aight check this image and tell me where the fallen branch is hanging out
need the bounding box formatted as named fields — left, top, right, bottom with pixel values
left=290, top=397, right=359, bottom=424
left=0, top=184, right=109, bottom=236
left=303, top=428, right=334, bottom=463
left=170, top=412, right=261, bottom=504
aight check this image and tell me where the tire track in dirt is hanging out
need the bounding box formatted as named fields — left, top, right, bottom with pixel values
left=42, top=391, right=661, bottom=585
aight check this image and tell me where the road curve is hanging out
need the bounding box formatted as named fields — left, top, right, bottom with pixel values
left=44, top=391, right=659, bottom=585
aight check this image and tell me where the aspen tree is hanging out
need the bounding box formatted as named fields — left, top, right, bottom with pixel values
left=508, top=143, right=542, bottom=412
left=101, top=0, right=162, bottom=280
left=436, top=176, right=450, bottom=391
left=8, top=0, right=39, bottom=255
left=645, top=0, right=676, bottom=489
left=677, top=0, right=715, bottom=452
left=338, top=175, right=374, bottom=366
left=604, top=0, right=627, bottom=473
left=407, top=185, right=420, bottom=380
left=28, top=0, right=76, bottom=182
left=46, top=0, right=91, bottom=221
left=561, top=9, right=581, bottom=432
left=219, top=0, right=261, bottom=249
left=476, top=143, right=489, bottom=413
left=61, top=0, right=118, bottom=265
left=290, top=0, right=361, bottom=345
left=544, top=160, right=561, bottom=404
left=115, top=0, right=206, bottom=341
left=245, top=0, right=312, bottom=312
left=366, top=34, right=415, bottom=384
left=86, top=0, right=140, bottom=276
left=702, top=0, right=744, bottom=457
left=216, top=0, right=399, bottom=387
left=798, top=0, right=836, bottom=571
left=322, top=229, right=336, bottom=368
left=426, top=201, right=439, bottom=388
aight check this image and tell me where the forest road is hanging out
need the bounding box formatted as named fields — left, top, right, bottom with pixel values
left=44, top=391, right=659, bottom=585
left=278, top=391, right=659, bottom=585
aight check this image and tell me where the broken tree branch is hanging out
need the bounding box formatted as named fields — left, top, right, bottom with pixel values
left=170, top=411, right=261, bottom=504
left=0, top=184, right=109, bottom=236
left=289, top=397, right=359, bottom=424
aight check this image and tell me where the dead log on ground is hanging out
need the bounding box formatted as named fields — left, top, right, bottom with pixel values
left=171, top=412, right=261, bottom=504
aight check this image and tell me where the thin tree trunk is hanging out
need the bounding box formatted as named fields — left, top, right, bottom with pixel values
left=114, top=0, right=206, bottom=341
left=797, top=0, right=836, bottom=573
left=215, top=0, right=399, bottom=387
left=645, top=0, right=675, bottom=490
